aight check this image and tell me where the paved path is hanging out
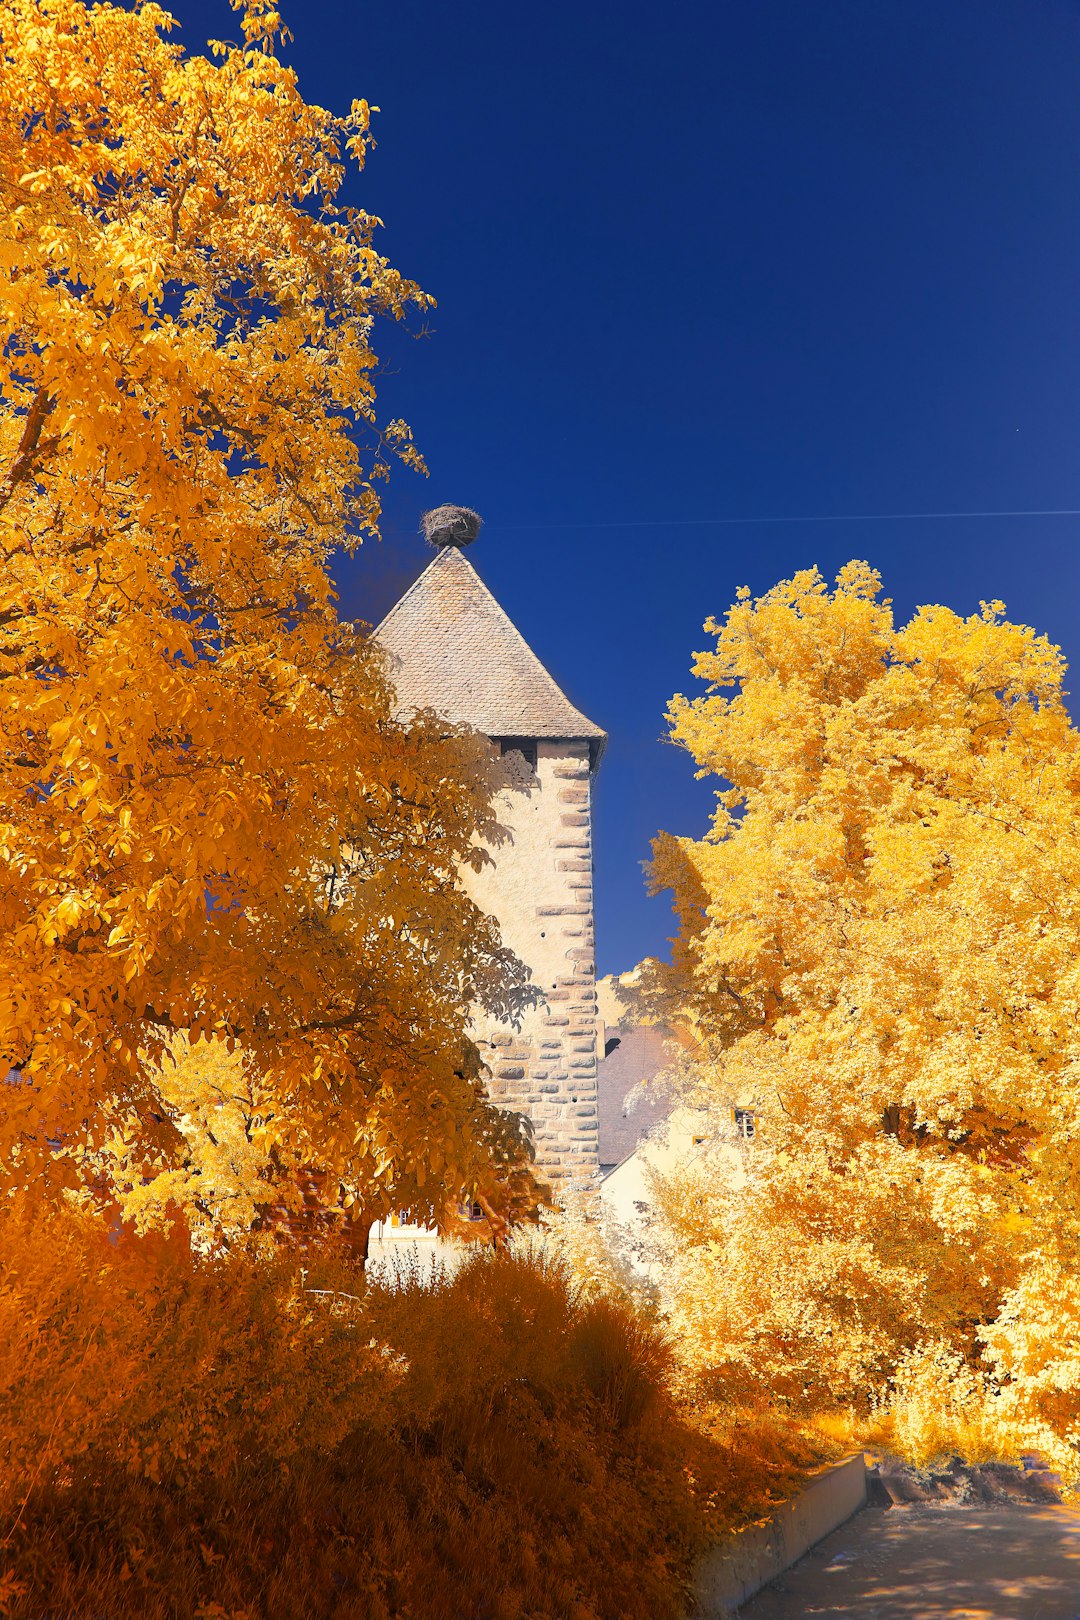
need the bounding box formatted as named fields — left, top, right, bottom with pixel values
left=739, top=1501, right=1080, bottom=1619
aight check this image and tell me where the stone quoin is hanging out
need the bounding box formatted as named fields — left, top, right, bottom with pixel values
left=375, top=517, right=605, bottom=1187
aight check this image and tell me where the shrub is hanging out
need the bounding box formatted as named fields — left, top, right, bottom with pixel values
left=0, top=1199, right=733, bottom=1620
left=887, top=1342, right=1007, bottom=1470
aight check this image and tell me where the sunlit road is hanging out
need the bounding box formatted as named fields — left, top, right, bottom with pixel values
left=739, top=1502, right=1080, bottom=1619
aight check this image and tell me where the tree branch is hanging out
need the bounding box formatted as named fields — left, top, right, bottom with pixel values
left=0, top=389, right=57, bottom=514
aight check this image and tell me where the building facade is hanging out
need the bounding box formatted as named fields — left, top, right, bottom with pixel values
left=375, top=532, right=605, bottom=1188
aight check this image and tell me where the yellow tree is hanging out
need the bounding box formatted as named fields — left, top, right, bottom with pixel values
left=647, top=563, right=1080, bottom=1457
left=0, top=0, right=533, bottom=1235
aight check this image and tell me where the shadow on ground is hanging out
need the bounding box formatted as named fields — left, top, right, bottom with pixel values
left=740, top=1458, right=1080, bottom=1620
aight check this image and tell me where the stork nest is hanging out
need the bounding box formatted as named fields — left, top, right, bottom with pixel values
left=420, top=504, right=483, bottom=548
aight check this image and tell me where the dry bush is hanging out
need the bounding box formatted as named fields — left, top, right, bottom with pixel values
left=882, top=1292, right=1080, bottom=1488
left=568, top=1296, right=671, bottom=1430
left=978, top=1257, right=1080, bottom=1486
left=0, top=1198, right=739, bottom=1620
left=886, top=1342, right=1010, bottom=1470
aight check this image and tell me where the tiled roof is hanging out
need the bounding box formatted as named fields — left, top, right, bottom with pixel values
left=596, top=1025, right=677, bottom=1170
left=374, top=547, right=606, bottom=754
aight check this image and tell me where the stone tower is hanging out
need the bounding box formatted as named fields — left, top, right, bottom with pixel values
left=375, top=527, right=605, bottom=1187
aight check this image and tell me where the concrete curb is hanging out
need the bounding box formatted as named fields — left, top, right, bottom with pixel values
left=691, top=1452, right=868, bottom=1616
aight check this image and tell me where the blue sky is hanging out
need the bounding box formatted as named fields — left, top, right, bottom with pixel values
left=179, top=0, right=1080, bottom=974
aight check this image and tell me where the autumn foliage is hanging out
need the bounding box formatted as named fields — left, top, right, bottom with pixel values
left=0, top=1198, right=748, bottom=1620
left=10, top=0, right=1079, bottom=1606
left=646, top=563, right=1080, bottom=1478
left=0, top=8, right=707, bottom=1611
left=0, top=0, right=533, bottom=1234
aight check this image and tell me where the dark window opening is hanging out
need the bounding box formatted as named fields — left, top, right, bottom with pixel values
left=498, top=737, right=537, bottom=772
left=734, top=1107, right=756, bottom=1140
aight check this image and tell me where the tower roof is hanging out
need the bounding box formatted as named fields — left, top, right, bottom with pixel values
left=375, top=546, right=605, bottom=762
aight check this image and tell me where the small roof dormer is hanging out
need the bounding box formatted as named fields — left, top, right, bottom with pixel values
left=374, top=515, right=605, bottom=769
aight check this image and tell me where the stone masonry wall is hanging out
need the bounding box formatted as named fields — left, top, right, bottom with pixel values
left=459, top=739, right=600, bottom=1188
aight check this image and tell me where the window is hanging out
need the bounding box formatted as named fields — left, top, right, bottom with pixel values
left=734, top=1107, right=756, bottom=1140
left=498, top=737, right=537, bottom=772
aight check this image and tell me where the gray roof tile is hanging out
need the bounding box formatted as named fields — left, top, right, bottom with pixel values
left=375, top=548, right=605, bottom=754
left=597, top=1025, right=677, bottom=1169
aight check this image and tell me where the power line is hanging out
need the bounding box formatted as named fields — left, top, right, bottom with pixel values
left=496, top=507, right=1080, bottom=532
